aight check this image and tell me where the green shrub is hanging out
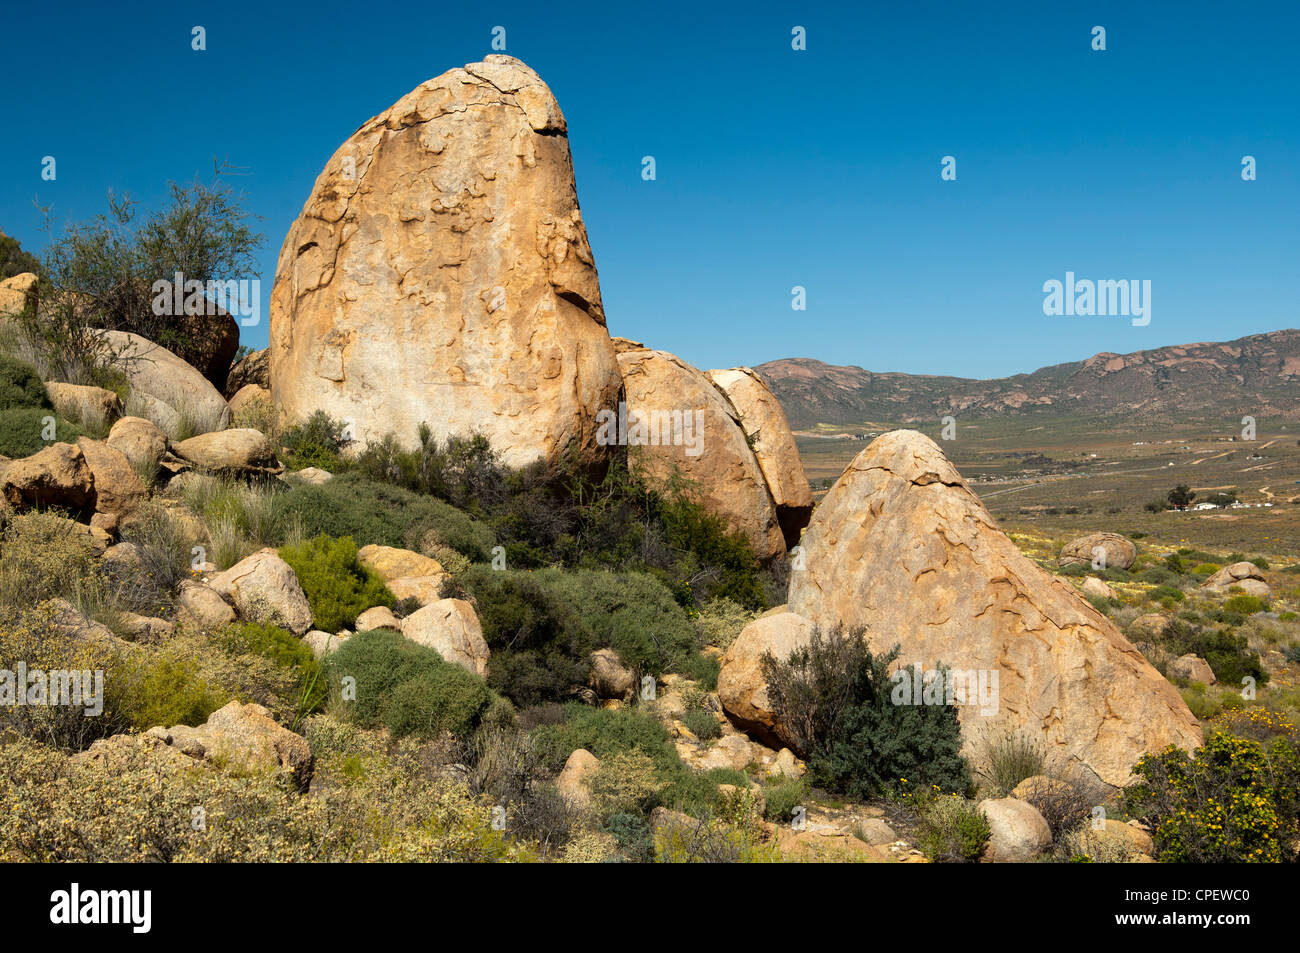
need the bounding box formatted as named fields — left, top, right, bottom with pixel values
left=673, top=652, right=721, bottom=690
left=0, top=407, right=83, bottom=458
left=0, top=732, right=532, bottom=862
left=459, top=565, right=704, bottom=707
left=324, top=629, right=498, bottom=739
left=916, top=794, right=991, bottom=862
left=279, top=535, right=393, bottom=632
left=760, top=624, right=972, bottom=799
left=0, top=510, right=101, bottom=609
left=1181, top=683, right=1223, bottom=721
left=281, top=410, right=352, bottom=471
left=1137, top=567, right=1179, bottom=586
left=681, top=709, right=722, bottom=741
left=0, top=233, right=42, bottom=280
left=1162, top=619, right=1267, bottom=687
left=1148, top=585, right=1186, bottom=605
left=693, top=597, right=757, bottom=651
left=531, top=704, right=679, bottom=775
left=542, top=569, right=697, bottom=675
left=356, top=427, right=509, bottom=515
left=763, top=777, right=808, bottom=823
left=458, top=567, right=596, bottom=707
left=586, top=749, right=668, bottom=817
left=979, top=731, right=1047, bottom=797
left=0, top=603, right=135, bottom=749
left=121, top=653, right=229, bottom=731
left=603, top=812, right=654, bottom=862
left=217, top=622, right=326, bottom=724
left=1123, top=732, right=1300, bottom=862
left=279, top=473, right=495, bottom=560
left=0, top=353, right=50, bottom=410
left=1223, top=594, right=1268, bottom=616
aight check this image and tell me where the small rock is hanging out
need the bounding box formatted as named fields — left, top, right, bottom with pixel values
left=557, top=749, right=601, bottom=810
left=1168, top=653, right=1216, bottom=685
left=978, top=797, right=1052, bottom=863
left=354, top=606, right=402, bottom=632
left=208, top=548, right=313, bottom=635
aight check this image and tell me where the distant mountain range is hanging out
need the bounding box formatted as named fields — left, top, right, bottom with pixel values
left=756, top=329, right=1300, bottom=429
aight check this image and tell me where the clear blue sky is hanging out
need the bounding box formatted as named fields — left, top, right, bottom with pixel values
left=4, top=0, right=1297, bottom=379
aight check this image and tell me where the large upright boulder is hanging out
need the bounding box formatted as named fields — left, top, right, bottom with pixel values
left=786, top=430, right=1202, bottom=788
left=269, top=55, right=622, bottom=470
left=706, top=368, right=813, bottom=549
left=613, top=340, right=785, bottom=561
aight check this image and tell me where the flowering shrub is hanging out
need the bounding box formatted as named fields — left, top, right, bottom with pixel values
left=1122, top=732, right=1300, bottom=863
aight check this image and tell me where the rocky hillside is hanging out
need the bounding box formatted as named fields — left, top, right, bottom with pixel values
left=758, top=329, right=1300, bottom=429
left=0, top=55, right=1296, bottom=866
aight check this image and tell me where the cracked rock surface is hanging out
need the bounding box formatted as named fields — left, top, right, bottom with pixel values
left=613, top=339, right=786, bottom=562
left=787, top=429, right=1202, bottom=788
left=269, top=55, right=621, bottom=469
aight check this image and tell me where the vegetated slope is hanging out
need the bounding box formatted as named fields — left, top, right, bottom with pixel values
left=757, top=329, right=1300, bottom=429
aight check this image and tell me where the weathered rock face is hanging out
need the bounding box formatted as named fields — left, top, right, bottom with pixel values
left=1169, top=653, right=1216, bottom=685
left=786, top=430, right=1202, bottom=788
left=270, top=55, right=622, bottom=471
left=614, top=341, right=785, bottom=561
left=97, top=330, right=231, bottom=438
left=77, top=701, right=313, bottom=790
left=228, top=384, right=270, bottom=416
left=400, top=598, right=490, bottom=677
left=354, top=605, right=402, bottom=632
left=0, top=272, right=38, bottom=319
left=556, top=748, right=600, bottom=809
left=226, top=347, right=269, bottom=396
left=1080, top=576, right=1116, bottom=601
left=304, top=630, right=349, bottom=659
left=1059, top=532, right=1137, bottom=570
left=588, top=648, right=636, bottom=700
left=1128, top=613, right=1172, bottom=641
left=706, top=367, right=813, bottom=549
